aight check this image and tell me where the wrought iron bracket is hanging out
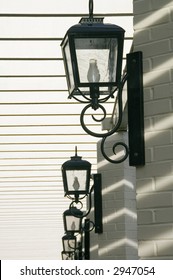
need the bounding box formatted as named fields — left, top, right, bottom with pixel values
left=79, top=51, right=145, bottom=166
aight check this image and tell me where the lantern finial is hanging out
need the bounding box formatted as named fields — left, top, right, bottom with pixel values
left=75, top=146, right=78, bottom=157
left=89, top=0, right=93, bottom=20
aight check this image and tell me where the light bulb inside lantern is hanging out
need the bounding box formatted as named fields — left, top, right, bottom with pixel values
left=72, top=176, right=80, bottom=190
left=87, top=59, right=100, bottom=83
left=71, top=221, right=76, bottom=230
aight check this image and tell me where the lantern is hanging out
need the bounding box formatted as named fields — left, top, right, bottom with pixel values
left=61, top=17, right=125, bottom=101
left=63, top=207, right=83, bottom=234
left=62, top=234, right=76, bottom=252
left=62, top=147, right=91, bottom=201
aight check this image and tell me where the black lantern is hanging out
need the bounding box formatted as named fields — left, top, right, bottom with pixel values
left=61, top=11, right=124, bottom=110
left=62, top=147, right=91, bottom=201
left=62, top=234, right=76, bottom=252
left=61, top=1, right=145, bottom=166
left=63, top=207, right=83, bottom=234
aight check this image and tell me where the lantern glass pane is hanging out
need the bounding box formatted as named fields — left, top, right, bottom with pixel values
left=66, top=170, right=87, bottom=192
left=75, top=38, right=118, bottom=84
left=64, top=40, right=75, bottom=92
left=66, top=215, right=80, bottom=232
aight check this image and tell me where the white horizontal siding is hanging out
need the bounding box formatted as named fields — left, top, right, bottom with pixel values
left=0, top=16, right=133, bottom=38
left=0, top=61, right=64, bottom=75
left=0, top=0, right=133, bottom=14
left=0, top=0, right=133, bottom=259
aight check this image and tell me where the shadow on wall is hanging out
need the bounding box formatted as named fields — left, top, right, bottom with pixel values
left=134, top=0, right=173, bottom=260
left=134, top=0, right=173, bottom=28
left=87, top=132, right=138, bottom=260
left=90, top=112, right=173, bottom=259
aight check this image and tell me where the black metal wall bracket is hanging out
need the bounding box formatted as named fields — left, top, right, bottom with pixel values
left=127, top=51, right=145, bottom=166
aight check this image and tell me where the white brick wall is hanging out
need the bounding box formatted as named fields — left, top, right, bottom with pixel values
left=94, top=133, right=138, bottom=259
left=134, top=0, right=173, bottom=259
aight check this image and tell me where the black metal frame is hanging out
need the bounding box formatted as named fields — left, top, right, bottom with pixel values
left=84, top=219, right=90, bottom=260
left=127, top=51, right=145, bottom=166
left=61, top=33, right=124, bottom=92
left=61, top=28, right=124, bottom=97
left=93, top=174, right=103, bottom=233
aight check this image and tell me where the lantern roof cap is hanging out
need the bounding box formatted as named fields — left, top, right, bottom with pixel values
left=62, top=147, right=91, bottom=169
left=79, top=16, right=104, bottom=24
left=64, top=207, right=83, bottom=217
left=66, top=21, right=125, bottom=33
left=62, top=233, right=76, bottom=239
left=61, top=17, right=125, bottom=47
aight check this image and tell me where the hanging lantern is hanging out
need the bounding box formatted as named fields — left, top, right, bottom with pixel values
left=62, top=147, right=91, bottom=201
left=62, top=234, right=76, bottom=252
left=63, top=207, right=83, bottom=234
left=61, top=17, right=125, bottom=101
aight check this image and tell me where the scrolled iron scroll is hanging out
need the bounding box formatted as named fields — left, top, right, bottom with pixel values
left=79, top=73, right=129, bottom=163
left=100, top=137, right=129, bottom=164
left=80, top=103, right=108, bottom=138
